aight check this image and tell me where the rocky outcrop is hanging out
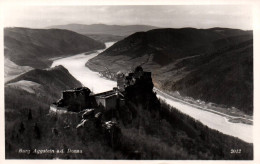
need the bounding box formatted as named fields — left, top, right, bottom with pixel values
left=102, top=121, right=122, bottom=147
left=76, top=108, right=122, bottom=148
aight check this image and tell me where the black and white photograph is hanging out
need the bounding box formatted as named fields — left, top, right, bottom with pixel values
left=1, top=0, right=259, bottom=162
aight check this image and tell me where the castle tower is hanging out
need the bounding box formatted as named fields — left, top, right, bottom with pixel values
left=117, top=71, right=125, bottom=92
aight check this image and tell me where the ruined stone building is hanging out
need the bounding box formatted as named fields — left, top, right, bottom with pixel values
left=51, top=87, right=96, bottom=112
left=50, top=66, right=152, bottom=113
left=117, top=66, right=152, bottom=92
left=93, top=88, right=125, bottom=110
left=117, top=66, right=153, bottom=99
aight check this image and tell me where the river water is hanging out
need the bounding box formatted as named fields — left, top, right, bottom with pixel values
left=51, top=42, right=116, bottom=93
left=51, top=42, right=253, bottom=143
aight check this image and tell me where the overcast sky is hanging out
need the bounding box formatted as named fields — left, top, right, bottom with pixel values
left=3, top=5, right=253, bottom=30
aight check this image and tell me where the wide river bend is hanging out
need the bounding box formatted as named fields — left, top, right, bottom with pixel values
left=51, top=42, right=253, bottom=143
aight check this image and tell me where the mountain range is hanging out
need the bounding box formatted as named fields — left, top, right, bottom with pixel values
left=87, top=27, right=253, bottom=114
left=4, top=28, right=95, bottom=134
left=5, top=65, right=82, bottom=118
left=4, top=26, right=253, bottom=159
left=47, top=23, right=158, bottom=36
left=84, top=33, right=125, bottom=43
left=4, top=27, right=105, bottom=69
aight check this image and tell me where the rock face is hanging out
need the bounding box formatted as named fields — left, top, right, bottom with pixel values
left=75, top=108, right=122, bottom=148
left=81, top=109, right=95, bottom=119
left=128, top=67, right=153, bottom=92
left=102, top=121, right=122, bottom=147
left=117, top=66, right=154, bottom=102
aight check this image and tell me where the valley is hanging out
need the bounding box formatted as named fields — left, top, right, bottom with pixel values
left=87, top=28, right=253, bottom=115
left=4, top=26, right=254, bottom=159
left=51, top=42, right=253, bottom=143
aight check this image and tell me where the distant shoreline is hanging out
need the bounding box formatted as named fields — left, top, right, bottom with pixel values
left=154, top=88, right=253, bottom=125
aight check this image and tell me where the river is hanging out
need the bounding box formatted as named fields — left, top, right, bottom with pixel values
left=51, top=42, right=253, bottom=143
left=51, top=42, right=116, bottom=93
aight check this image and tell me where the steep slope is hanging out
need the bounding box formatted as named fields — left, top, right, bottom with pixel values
left=5, top=65, right=83, bottom=158
left=87, top=28, right=253, bottom=114
left=6, top=65, right=82, bottom=96
left=5, top=66, right=253, bottom=159
left=164, top=39, right=253, bottom=114
left=47, top=23, right=158, bottom=36
left=4, top=27, right=105, bottom=68
left=5, top=65, right=82, bottom=118
left=6, top=80, right=43, bottom=94
left=4, top=57, right=33, bottom=82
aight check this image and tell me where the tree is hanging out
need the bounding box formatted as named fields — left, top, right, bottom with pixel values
left=19, top=122, right=25, bottom=134
left=28, top=109, right=32, bottom=120
left=34, top=123, right=41, bottom=139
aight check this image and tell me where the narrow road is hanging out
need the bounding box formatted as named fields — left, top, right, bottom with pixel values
left=154, top=88, right=253, bottom=123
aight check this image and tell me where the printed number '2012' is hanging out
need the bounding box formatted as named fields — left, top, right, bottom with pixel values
left=231, top=149, right=241, bottom=154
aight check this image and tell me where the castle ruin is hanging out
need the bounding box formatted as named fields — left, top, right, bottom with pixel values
left=50, top=66, right=152, bottom=113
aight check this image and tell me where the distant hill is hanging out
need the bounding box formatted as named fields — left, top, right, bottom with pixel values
left=5, top=66, right=83, bottom=157
left=84, top=34, right=125, bottom=43
left=6, top=65, right=82, bottom=94
left=47, top=24, right=158, bottom=36
left=87, top=28, right=253, bottom=114
left=4, top=28, right=88, bottom=157
left=4, top=57, right=33, bottom=83
left=5, top=65, right=82, bottom=115
left=4, top=27, right=105, bottom=69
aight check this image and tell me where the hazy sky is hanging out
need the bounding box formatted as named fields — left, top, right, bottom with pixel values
left=3, top=5, right=253, bottom=30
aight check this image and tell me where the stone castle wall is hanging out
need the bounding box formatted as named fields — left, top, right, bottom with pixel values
left=50, top=66, right=151, bottom=114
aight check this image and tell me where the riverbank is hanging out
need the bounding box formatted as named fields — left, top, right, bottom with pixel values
left=51, top=42, right=253, bottom=143
left=154, top=88, right=253, bottom=125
